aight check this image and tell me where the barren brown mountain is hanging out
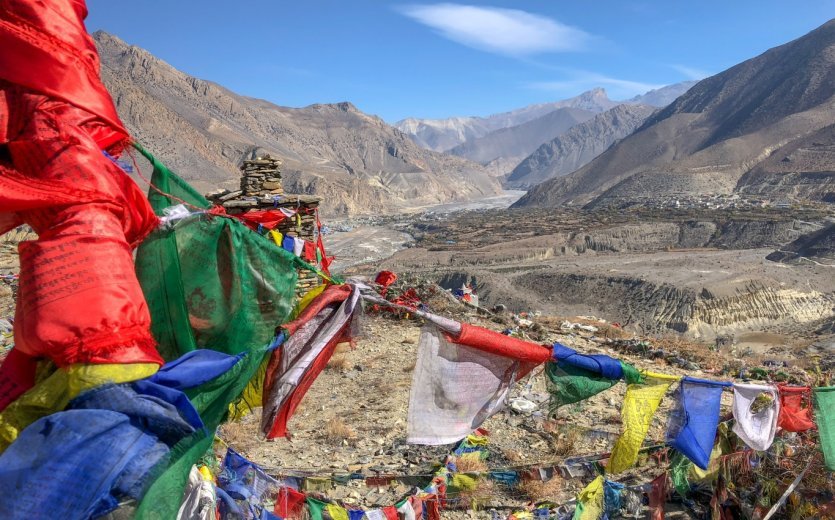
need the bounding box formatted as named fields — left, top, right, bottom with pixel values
left=506, top=104, right=656, bottom=189
left=94, top=31, right=501, bottom=216
left=514, top=19, right=835, bottom=209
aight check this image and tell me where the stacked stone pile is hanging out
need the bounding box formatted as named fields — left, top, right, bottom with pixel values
left=241, top=156, right=283, bottom=196
left=206, top=154, right=323, bottom=297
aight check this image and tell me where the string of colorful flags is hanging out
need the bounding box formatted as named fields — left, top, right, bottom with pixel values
left=379, top=299, right=835, bottom=474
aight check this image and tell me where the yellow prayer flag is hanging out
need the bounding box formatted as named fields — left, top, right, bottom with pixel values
left=291, top=284, right=328, bottom=320
left=607, top=372, right=680, bottom=474
left=0, top=362, right=158, bottom=452
left=326, top=503, right=349, bottom=520
left=573, top=475, right=605, bottom=520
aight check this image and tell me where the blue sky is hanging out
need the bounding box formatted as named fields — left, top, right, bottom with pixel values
left=86, top=1, right=834, bottom=122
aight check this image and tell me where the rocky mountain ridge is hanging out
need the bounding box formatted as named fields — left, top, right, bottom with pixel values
left=514, top=19, right=835, bottom=209
left=393, top=88, right=616, bottom=152
left=394, top=82, right=696, bottom=156
left=94, top=31, right=501, bottom=216
left=446, top=107, right=596, bottom=174
left=505, top=104, right=657, bottom=189
left=626, top=81, right=699, bottom=107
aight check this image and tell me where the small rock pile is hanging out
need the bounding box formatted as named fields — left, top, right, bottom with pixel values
left=206, top=155, right=324, bottom=297
left=241, top=156, right=283, bottom=197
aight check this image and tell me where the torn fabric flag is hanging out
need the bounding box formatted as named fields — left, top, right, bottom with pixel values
left=731, top=383, right=779, bottom=451
left=666, top=377, right=731, bottom=470
left=573, top=475, right=605, bottom=520
left=603, top=480, right=625, bottom=518
left=608, top=372, right=679, bottom=474
left=261, top=285, right=360, bottom=438
left=177, top=465, right=217, bottom=520
left=407, top=324, right=541, bottom=445
left=274, top=487, right=307, bottom=519
left=647, top=472, right=669, bottom=520
left=218, top=448, right=279, bottom=520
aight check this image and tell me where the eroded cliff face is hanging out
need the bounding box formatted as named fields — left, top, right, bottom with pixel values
left=437, top=269, right=835, bottom=340
left=690, top=283, right=835, bottom=337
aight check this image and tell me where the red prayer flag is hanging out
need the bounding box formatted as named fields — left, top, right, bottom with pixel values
left=777, top=384, right=815, bottom=432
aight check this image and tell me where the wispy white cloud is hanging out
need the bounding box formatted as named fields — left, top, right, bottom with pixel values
left=670, top=64, right=710, bottom=80
left=398, top=3, right=592, bottom=56
left=527, top=70, right=664, bottom=98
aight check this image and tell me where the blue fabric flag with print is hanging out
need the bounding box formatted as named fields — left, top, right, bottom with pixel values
left=552, top=343, right=624, bottom=380
left=666, top=377, right=731, bottom=469
left=0, top=382, right=200, bottom=519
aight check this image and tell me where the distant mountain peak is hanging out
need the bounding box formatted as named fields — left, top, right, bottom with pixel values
left=306, top=101, right=360, bottom=113
left=626, top=81, right=698, bottom=107
left=393, top=88, right=617, bottom=152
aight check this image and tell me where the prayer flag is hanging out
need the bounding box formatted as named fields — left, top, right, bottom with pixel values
left=608, top=372, right=679, bottom=474
left=732, top=383, right=779, bottom=451
left=666, top=377, right=730, bottom=469
left=407, top=325, right=541, bottom=445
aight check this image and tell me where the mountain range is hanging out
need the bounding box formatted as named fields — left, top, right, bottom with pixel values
left=396, top=82, right=696, bottom=182
left=393, top=88, right=617, bottom=152
left=94, top=32, right=501, bottom=216
left=446, top=106, right=597, bottom=175
left=514, top=19, right=835, bottom=209
left=96, top=17, right=835, bottom=217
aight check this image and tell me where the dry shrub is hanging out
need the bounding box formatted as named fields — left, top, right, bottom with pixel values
left=334, top=343, right=352, bottom=354
left=218, top=420, right=251, bottom=447
left=519, top=476, right=563, bottom=501
left=455, top=455, right=489, bottom=473
left=653, top=334, right=711, bottom=361
left=455, top=478, right=496, bottom=510
left=596, top=323, right=630, bottom=340
left=326, top=354, right=351, bottom=371
left=550, top=424, right=582, bottom=457
left=501, top=448, right=525, bottom=463
left=324, top=417, right=356, bottom=444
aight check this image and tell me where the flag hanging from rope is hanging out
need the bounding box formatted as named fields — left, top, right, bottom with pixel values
left=407, top=323, right=547, bottom=445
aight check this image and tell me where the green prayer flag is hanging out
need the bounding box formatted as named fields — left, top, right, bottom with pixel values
left=546, top=360, right=641, bottom=414
left=131, top=146, right=302, bottom=519
left=813, top=386, right=835, bottom=471
left=669, top=451, right=693, bottom=497
left=307, top=497, right=328, bottom=520
left=134, top=143, right=300, bottom=361
left=546, top=361, right=617, bottom=413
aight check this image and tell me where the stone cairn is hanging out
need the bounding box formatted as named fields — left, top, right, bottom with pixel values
left=206, top=154, right=323, bottom=297
left=241, top=156, right=283, bottom=196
